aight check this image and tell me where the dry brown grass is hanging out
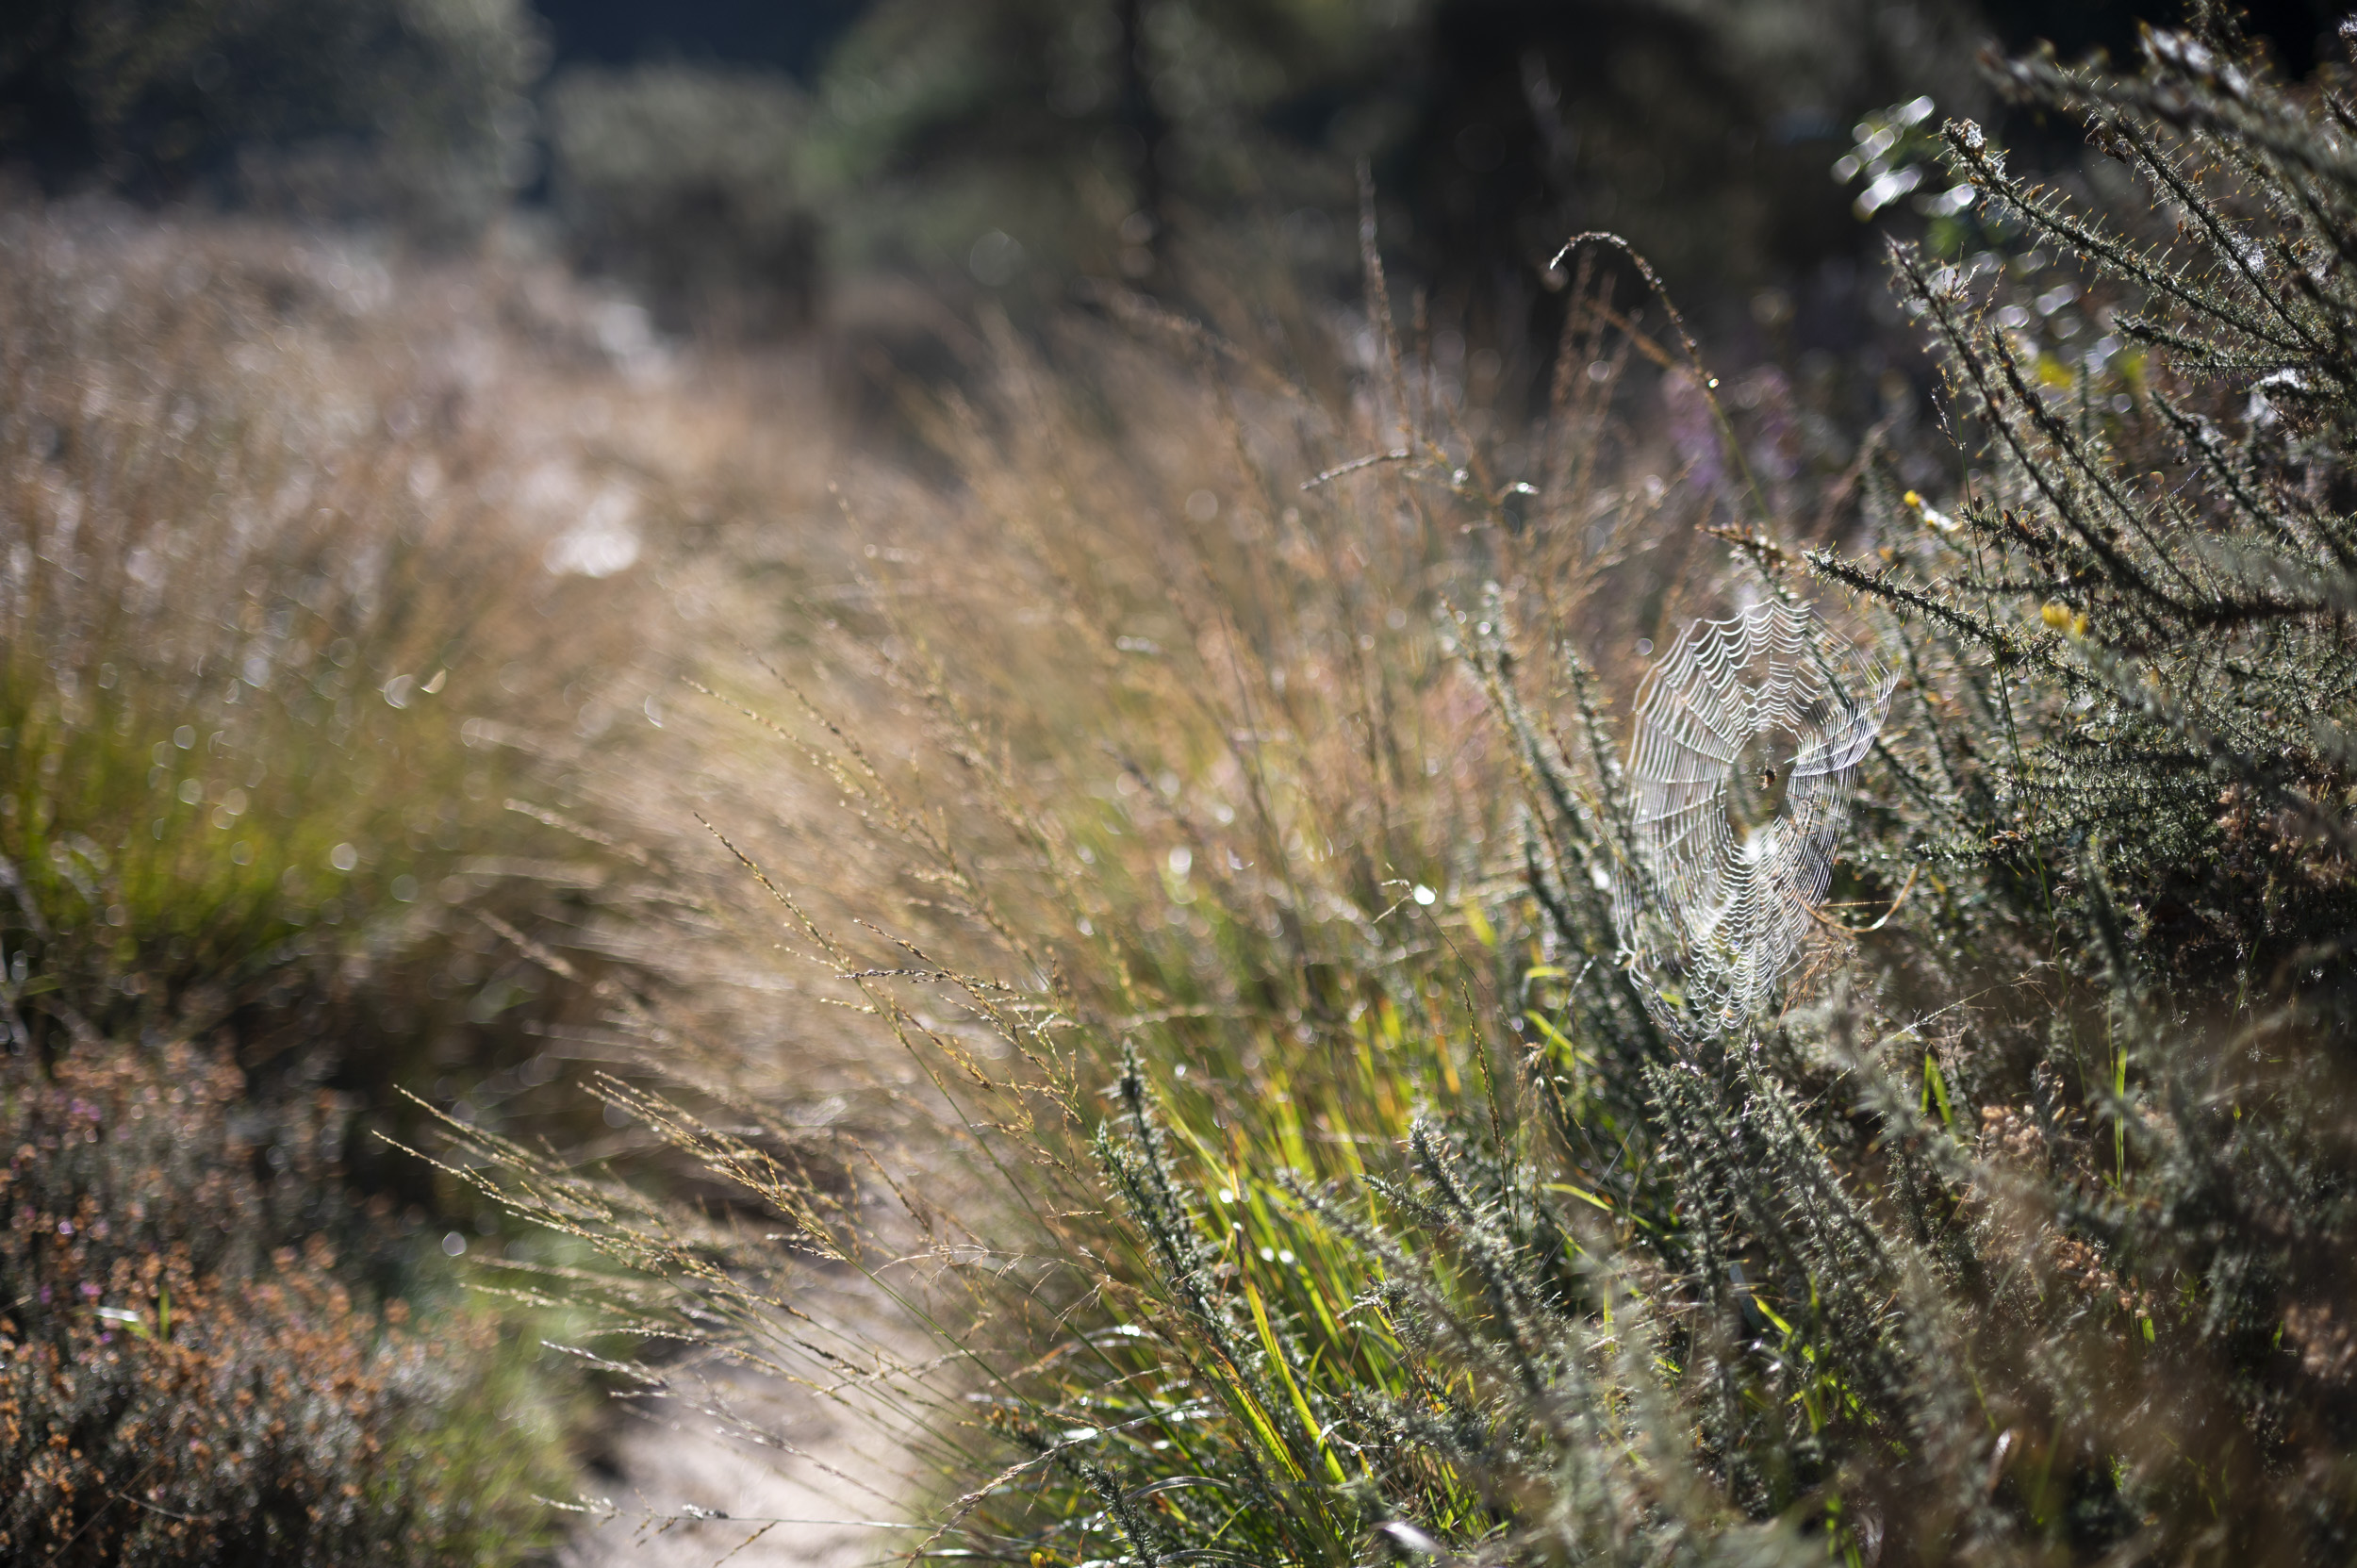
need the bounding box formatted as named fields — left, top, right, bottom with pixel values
left=0, top=189, right=916, bottom=1149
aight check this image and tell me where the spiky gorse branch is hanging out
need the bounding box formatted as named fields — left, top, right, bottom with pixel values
left=1813, top=9, right=2356, bottom=936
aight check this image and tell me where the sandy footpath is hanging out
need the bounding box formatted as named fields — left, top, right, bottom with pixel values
left=561, top=1302, right=942, bottom=1568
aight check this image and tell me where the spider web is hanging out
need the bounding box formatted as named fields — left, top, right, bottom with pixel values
left=1612, top=602, right=1896, bottom=1035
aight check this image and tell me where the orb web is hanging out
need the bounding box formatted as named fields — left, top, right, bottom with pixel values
left=1612, top=603, right=1896, bottom=1034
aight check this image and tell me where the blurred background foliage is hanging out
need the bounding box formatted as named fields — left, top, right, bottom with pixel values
left=0, top=0, right=545, bottom=237
left=4, top=0, right=2344, bottom=355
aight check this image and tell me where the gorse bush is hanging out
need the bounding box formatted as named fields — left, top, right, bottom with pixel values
left=452, top=14, right=2357, bottom=1567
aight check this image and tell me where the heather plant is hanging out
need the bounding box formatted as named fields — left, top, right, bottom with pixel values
left=0, top=1040, right=570, bottom=1566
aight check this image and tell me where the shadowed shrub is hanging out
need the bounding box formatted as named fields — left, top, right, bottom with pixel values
left=547, top=64, right=820, bottom=338
left=0, top=0, right=544, bottom=238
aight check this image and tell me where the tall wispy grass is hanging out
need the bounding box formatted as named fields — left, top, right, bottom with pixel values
left=448, top=204, right=1831, bottom=1556
left=0, top=205, right=641, bottom=1094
